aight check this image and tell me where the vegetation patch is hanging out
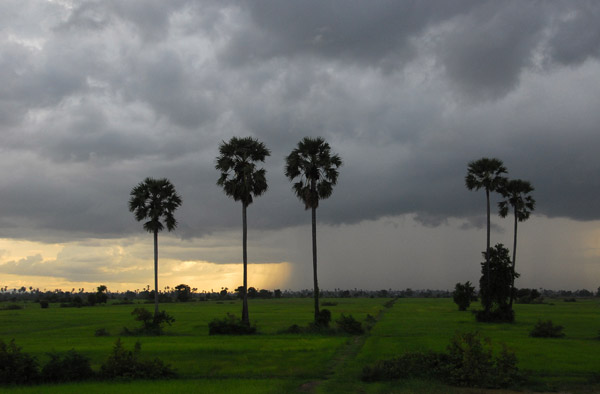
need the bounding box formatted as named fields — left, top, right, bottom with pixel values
left=41, top=349, right=94, bottom=383
left=121, top=308, right=175, bottom=336
left=453, top=281, right=477, bottom=311
left=529, top=319, right=565, bottom=338
left=362, top=331, right=520, bottom=389
left=100, top=339, right=176, bottom=380
left=0, top=339, right=39, bottom=384
left=335, top=314, right=364, bottom=335
left=208, top=313, right=257, bottom=335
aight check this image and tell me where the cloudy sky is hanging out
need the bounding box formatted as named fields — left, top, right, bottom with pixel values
left=1, top=0, right=599, bottom=293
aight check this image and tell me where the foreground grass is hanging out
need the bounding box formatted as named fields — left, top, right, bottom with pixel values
left=1, top=297, right=600, bottom=393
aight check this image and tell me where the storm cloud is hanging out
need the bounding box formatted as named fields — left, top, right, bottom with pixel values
left=1, top=1, right=599, bottom=290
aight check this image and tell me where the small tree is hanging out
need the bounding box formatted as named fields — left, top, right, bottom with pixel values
left=478, top=244, right=518, bottom=322
left=174, top=284, right=191, bottom=302
left=453, top=281, right=477, bottom=311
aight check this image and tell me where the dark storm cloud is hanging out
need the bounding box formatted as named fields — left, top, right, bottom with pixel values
left=1, top=0, right=600, bottom=243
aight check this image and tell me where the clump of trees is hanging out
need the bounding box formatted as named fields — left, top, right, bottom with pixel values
left=465, top=157, right=535, bottom=321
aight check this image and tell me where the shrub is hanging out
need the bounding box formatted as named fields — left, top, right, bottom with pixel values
left=1, top=304, right=23, bottom=311
left=0, top=339, right=39, bottom=384
left=39, top=300, right=49, bottom=309
left=208, top=313, right=257, bottom=335
left=335, top=314, right=364, bottom=335
left=123, top=308, right=175, bottom=335
left=95, top=328, right=110, bottom=337
left=100, top=338, right=176, bottom=379
left=314, top=309, right=331, bottom=328
left=362, top=351, right=448, bottom=382
left=453, top=281, right=477, bottom=311
left=362, top=331, right=520, bottom=389
left=474, top=307, right=514, bottom=323
left=529, top=319, right=565, bottom=338
left=41, top=350, right=94, bottom=382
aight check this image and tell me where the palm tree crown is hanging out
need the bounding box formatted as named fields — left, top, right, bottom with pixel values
left=498, top=179, right=535, bottom=221
left=285, top=137, right=342, bottom=209
left=216, top=137, right=270, bottom=206
left=465, top=158, right=507, bottom=192
left=128, top=177, right=182, bottom=233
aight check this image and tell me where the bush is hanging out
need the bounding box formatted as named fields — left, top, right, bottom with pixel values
left=529, top=319, right=565, bottom=338
left=208, top=313, right=257, bottom=335
left=39, top=300, right=49, bottom=309
left=95, top=328, right=110, bottom=337
left=41, top=350, right=94, bottom=382
left=123, top=308, right=175, bottom=335
left=453, top=281, right=477, bottom=311
left=335, top=314, right=364, bottom=334
left=361, top=331, right=519, bottom=389
left=1, top=304, right=23, bottom=311
left=99, top=338, right=176, bottom=379
left=362, top=351, right=448, bottom=382
left=474, top=307, right=514, bottom=323
left=314, top=309, right=331, bottom=328
left=0, top=339, right=39, bottom=384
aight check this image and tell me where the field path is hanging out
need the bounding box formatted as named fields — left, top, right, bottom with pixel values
left=297, top=299, right=397, bottom=393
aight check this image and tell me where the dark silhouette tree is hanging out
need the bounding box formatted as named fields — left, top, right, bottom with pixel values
left=129, top=177, right=182, bottom=318
left=216, top=137, right=270, bottom=325
left=285, top=137, right=342, bottom=324
left=453, top=281, right=477, bottom=311
left=477, top=243, right=518, bottom=322
left=465, top=157, right=507, bottom=311
left=498, top=179, right=535, bottom=308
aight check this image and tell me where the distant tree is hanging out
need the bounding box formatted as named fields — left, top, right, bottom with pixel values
left=95, top=285, right=108, bottom=304
left=465, top=158, right=507, bottom=312
left=453, top=281, right=477, bottom=311
left=478, top=244, right=518, bottom=322
left=274, top=289, right=282, bottom=298
left=129, top=177, right=182, bottom=318
left=216, top=137, right=270, bottom=325
left=247, top=287, right=258, bottom=299
left=219, top=287, right=228, bottom=298
left=285, top=137, right=342, bottom=325
left=498, top=179, right=535, bottom=308
left=174, top=284, right=191, bottom=302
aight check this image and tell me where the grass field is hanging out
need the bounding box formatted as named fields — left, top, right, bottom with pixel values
left=1, top=297, right=599, bottom=393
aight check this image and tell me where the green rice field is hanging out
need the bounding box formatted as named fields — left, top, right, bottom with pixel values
left=1, top=297, right=599, bottom=393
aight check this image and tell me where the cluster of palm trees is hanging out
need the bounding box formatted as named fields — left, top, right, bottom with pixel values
left=465, top=157, right=536, bottom=312
left=129, top=136, right=342, bottom=326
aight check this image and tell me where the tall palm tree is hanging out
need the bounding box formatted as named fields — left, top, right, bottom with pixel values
left=498, top=179, right=535, bottom=307
left=216, top=136, right=270, bottom=325
left=465, top=157, right=507, bottom=311
left=285, top=137, right=342, bottom=324
left=129, top=177, right=182, bottom=318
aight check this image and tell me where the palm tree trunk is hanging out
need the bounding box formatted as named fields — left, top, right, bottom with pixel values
left=153, top=229, right=159, bottom=318
left=242, top=203, right=249, bottom=325
left=485, top=188, right=491, bottom=312
left=312, top=205, right=319, bottom=322
left=510, top=205, right=518, bottom=308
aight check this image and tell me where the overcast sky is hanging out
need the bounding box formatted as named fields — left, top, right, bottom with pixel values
left=1, top=0, right=599, bottom=292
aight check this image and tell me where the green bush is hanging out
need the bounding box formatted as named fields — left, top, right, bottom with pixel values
left=39, top=300, right=49, bottom=309
left=208, top=313, right=257, bottom=335
left=99, top=338, right=176, bottom=379
left=95, top=328, right=110, bottom=337
left=361, top=331, right=520, bottom=389
left=122, top=308, right=175, bottom=335
left=453, top=281, right=477, bottom=311
left=314, top=308, right=331, bottom=328
left=529, top=319, right=565, bottom=338
left=335, top=314, right=364, bottom=334
left=0, top=339, right=39, bottom=384
left=41, top=349, right=94, bottom=382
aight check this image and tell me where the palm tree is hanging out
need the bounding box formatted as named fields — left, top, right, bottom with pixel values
left=285, top=137, right=342, bottom=324
left=498, top=179, right=535, bottom=307
left=465, top=157, right=507, bottom=311
left=216, top=136, right=270, bottom=325
left=129, top=177, right=182, bottom=318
